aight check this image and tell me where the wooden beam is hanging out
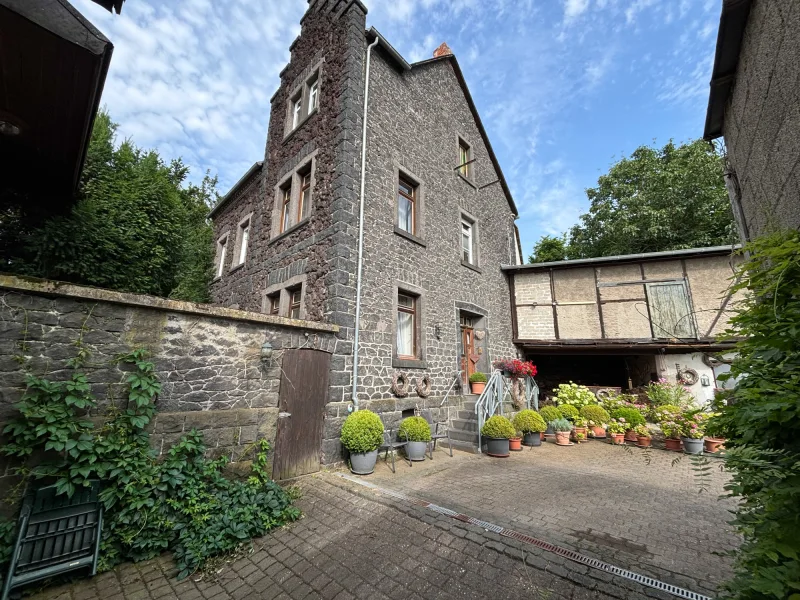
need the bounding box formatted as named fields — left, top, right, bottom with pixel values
left=549, top=269, right=560, bottom=340
left=593, top=268, right=606, bottom=339
left=640, top=264, right=655, bottom=339
left=596, top=278, right=683, bottom=287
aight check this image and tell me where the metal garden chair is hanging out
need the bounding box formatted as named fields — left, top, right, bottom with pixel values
left=378, top=427, right=411, bottom=473
left=2, top=481, right=103, bottom=600
left=421, top=409, right=452, bottom=459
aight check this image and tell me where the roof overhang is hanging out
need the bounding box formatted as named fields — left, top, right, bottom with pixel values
left=703, top=0, right=753, bottom=141
left=0, top=0, right=113, bottom=208
left=90, top=0, right=125, bottom=13
left=517, top=339, right=740, bottom=355
left=209, top=161, right=264, bottom=219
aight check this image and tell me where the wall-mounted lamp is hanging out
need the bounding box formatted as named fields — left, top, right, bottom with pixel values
left=700, top=374, right=711, bottom=387
left=260, top=342, right=274, bottom=362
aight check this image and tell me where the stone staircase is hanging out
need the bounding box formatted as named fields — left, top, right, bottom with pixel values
left=440, top=396, right=481, bottom=454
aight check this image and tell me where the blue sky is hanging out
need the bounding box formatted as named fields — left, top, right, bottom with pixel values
left=73, top=0, right=721, bottom=258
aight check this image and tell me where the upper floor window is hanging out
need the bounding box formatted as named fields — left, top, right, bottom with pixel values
left=458, top=139, right=472, bottom=179
left=292, top=96, right=303, bottom=129
left=397, top=293, right=417, bottom=358
left=272, top=153, right=317, bottom=240
left=461, top=219, right=474, bottom=264
left=285, top=66, right=322, bottom=136
left=308, top=77, right=319, bottom=112
left=397, top=177, right=416, bottom=235
left=280, top=185, right=292, bottom=234
left=289, top=286, right=303, bottom=319
left=298, top=169, right=312, bottom=222
left=235, top=216, right=251, bottom=266
left=215, top=234, right=228, bottom=279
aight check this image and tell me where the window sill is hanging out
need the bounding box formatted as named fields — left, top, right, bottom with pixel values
left=461, top=259, right=482, bottom=274
left=229, top=262, right=245, bottom=274
left=393, top=226, right=427, bottom=247
left=457, top=172, right=478, bottom=189
left=269, top=218, right=310, bottom=245
left=392, top=358, right=427, bottom=370
left=283, top=108, right=318, bottom=144
left=212, top=275, right=223, bottom=283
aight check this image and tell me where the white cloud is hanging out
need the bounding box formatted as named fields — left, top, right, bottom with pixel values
left=564, top=0, right=590, bottom=22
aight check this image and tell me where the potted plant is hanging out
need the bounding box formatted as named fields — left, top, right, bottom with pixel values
left=513, top=409, right=546, bottom=447
left=606, top=419, right=626, bottom=444
left=398, top=416, right=432, bottom=461
left=660, top=420, right=683, bottom=452
left=703, top=412, right=725, bottom=453
left=571, top=415, right=588, bottom=440
left=469, top=372, right=487, bottom=394
left=580, top=405, right=610, bottom=438
left=492, top=358, right=538, bottom=379
left=539, top=406, right=561, bottom=438
left=574, top=431, right=586, bottom=443
left=553, top=382, right=597, bottom=410
left=340, top=409, right=385, bottom=475
left=634, top=424, right=652, bottom=448
left=480, top=415, right=516, bottom=457
left=549, top=418, right=573, bottom=446
left=557, top=404, right=579, bottom=422
left=678, top=411, right=706, bottom=455
left=510, top=430, right=523, bottom=452
left=611, top=407, right=645, bottom=443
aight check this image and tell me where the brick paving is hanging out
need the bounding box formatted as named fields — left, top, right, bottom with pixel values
left=369, top=440, right=739, bottom=598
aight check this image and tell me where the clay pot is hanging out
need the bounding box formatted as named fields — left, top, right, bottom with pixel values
left=555, top=431, right=572, bottom=446
left=509, top=437, right=522, bottom=451
left=573, top=426, right=587, bottom=438
left=704, top=437, right=725, bottom=453
left=591, top=426, right=606, bottom=438
left=665, top=438, right=683, bottom=452
left=470, top=382, right=486, bottom=394
left=610, top=433, right=625, bottom=445
left=636, top=436, right=652, bottom=448
left=624, top=429, right=638, bottom=443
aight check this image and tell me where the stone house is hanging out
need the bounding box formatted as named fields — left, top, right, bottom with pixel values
left=209, top=0, right=522, bottom=460
left=704, top=0, right=800, bottom=239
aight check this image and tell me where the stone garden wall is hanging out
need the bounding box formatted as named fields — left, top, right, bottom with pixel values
left=0, top=275, right=338, bottom=500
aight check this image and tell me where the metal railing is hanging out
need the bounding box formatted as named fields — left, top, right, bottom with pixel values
left=440, top=370, right=463, bottom=425
left=476, top=371, right=539, bottom=453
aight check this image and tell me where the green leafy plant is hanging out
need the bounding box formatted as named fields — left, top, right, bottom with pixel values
left=660, top=420, right=682, bottom=440
left=676, top=410, right=707, bottom=440
left=651, top=404, right=682, bottom=423
left=398, top=416, right=432, bottom=443
left=0, top=349, right=299, bottom=581
left=633, top=424, right=651, bottom=438
left=580, top=405, right=610, bottom=425
left=552, top=383, right=597, bottom=409
left=599, top=392, right=639, bottom=412
left=548, top=418, right=572, bottom=433
left=539, top=405, right=562, bottom=423
left=610, top=407, right=645, bottom=429
left=606, top=419, right=627, bottom=435
left=468, top=372, right=487, bottom=383
left=480, top=415, right=515, bottom=439
left=557, top=404, right=579, bottom=421
left=645, top=379, right=695, bottom=408
left=340, top=410, right=385, bottom=453
left=512, top=409, right=547, bottom=433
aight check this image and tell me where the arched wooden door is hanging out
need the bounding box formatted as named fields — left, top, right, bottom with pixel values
left=272, top=349, right=331, bottom=481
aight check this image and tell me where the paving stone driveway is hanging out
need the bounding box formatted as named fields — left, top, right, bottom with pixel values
left=369, top=440, right=740, bottom=598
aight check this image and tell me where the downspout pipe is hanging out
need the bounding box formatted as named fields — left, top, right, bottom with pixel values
left=351, top=36, right=380, bottom=411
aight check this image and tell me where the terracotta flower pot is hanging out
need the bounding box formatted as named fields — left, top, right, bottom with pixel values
left=470, top=382, right=486, bottom=394
left=665, top=438, right=683, bottom=452
left=591, top=426, right=606, bottom=438
left=704, top=437, right=725, bottom=453
left=509, top=437, right=522, bottom=451
left=610, top=433, right=625, bottom=445
left=624, top=429, right=638, bottom=443
left=573, top=426, right=587, bottom=438
left=636, top=436, right=652, bottom=448
left=555, top=431, right=571, bottom=446
left=540, top=432, right=545, bottom=441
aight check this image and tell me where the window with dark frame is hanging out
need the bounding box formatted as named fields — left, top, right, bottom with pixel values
left=298, top=170, right=311, bottom=222
left=397, top=293, right=417, bottom=359
left=267, top=293, right=280, bottom=316
left=280, top=185, right=292, bottom=233
left=397, top=177, right=416, bottom=235
left=458, top=139, right=471, bottom=179
left=288, top=286, right=302, bottom=319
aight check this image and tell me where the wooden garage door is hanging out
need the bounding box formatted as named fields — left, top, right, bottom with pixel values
left=272, top=349, right=331, bottom=481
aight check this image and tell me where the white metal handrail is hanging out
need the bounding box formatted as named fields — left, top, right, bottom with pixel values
left=475, top=370, right=539, bottom=452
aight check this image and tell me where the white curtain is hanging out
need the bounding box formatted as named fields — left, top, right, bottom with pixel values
left=397, top=310, right=413, bottom=356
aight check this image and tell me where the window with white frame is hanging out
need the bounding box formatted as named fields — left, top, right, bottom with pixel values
left=308, top=77, right=319, bottom=112
left=215, top=235, right=228, bottom=278
left=279, top=184, right=292, bottom=234
left=286, top=67, right=321, bottom=136
left=461, top=218, right=475, bottom=264
left=235, top=217, right=251, bottom=266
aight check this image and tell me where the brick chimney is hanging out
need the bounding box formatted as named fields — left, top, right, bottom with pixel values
left=433, top=42, right=453, bottom=58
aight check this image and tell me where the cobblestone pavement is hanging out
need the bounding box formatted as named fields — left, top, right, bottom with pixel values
left=369, top=439, right=740, bottom=598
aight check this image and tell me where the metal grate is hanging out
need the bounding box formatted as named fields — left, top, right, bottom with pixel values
left=337, top=473, right=711, bottom=600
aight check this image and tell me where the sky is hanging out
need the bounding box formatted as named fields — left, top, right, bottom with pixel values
left=73, top=0, right=722, bottom=258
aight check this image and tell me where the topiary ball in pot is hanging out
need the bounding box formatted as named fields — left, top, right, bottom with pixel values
left=513, top=409, right=546, bottom=447
left=398, top=416, right=431, bottom=461
left=539, top=406, right=561, bottom=434
left=610, top=407, right=645, bottom=429
left=557, top=404, right=579, bottom=422
left=580, top=405, right=610, bottom=438
left=340, top=410, right=385, bottom=475
left=480, top=415, right=515, bottom=457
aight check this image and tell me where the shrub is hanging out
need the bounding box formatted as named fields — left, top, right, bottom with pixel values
left=660, top=420, right=681, bottom=440
left=651, top=404, right=682, bottom=423
left=512, top=410, right=546, bottom=433
left=549, top=418, right=573, bottom=433
left=606, top=419, right=627, bottom=434
left=610, top=407, right=645, bottom=428
left=340, top=410, right=385, bottom=453
left=469, top=372, right=487, bottom=383
left=398, top=416, right=432, bottom=442
left=539, top=405, right=561, bottom=423
left=552, top=383, right=597, bottom=409
left=599, top=392, right=639, bottom=412
left=645, top=379, right=695, bottom=408
left=557, top=404, right=579, bottom=421
left=634, top=424, right=651, bottom=438
left=580, top=405, right=610, bottom=425
left=480, top=415, right=515, bottom=439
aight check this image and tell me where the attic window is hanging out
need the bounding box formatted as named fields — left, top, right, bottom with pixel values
left=286, top=67, right=322, bottom=136
left=458, top=138, right=472, bottom=179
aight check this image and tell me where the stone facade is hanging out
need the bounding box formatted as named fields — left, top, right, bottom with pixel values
left=209, top=1, right=522, bottom=460
left=0, top=275, right=338, bottom=499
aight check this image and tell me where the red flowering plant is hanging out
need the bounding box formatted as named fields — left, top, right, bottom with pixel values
left=492, top=359, right=537, bottom=379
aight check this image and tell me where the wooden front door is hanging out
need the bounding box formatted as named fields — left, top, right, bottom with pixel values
left=460, top=325, right=475, bottom=386
left=272, top=349, right=331, bottom=481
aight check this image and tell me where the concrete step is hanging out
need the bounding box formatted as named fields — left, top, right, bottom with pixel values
left=448, top=429, right=479, bottom=443
left=462, top=399, right=478, bottom=411
left=450, top=418, right=478, bottom=433
left=457, top=410, right=477, bottom=420
left=439, top=438, right=480, bottom=454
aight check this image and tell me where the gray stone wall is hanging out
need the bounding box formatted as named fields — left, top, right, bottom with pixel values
left=724, top=0, right=800, bottom=238
left=0, top=276, right=338, bottom=497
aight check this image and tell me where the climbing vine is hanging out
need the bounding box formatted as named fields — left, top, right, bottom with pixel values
left=0, top=349, right=299, bottom=582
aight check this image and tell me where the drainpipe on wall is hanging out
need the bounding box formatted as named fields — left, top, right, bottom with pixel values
left=351, top=36, right=380, bottom=411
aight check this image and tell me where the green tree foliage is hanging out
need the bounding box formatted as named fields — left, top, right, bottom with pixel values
left=710, top=231, right=800, bottom=599
left=1, top=110, right=217, bottom=302
left=528, top=234, right=569, bottom=263
left=528, top=140, right=736, bottom=261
